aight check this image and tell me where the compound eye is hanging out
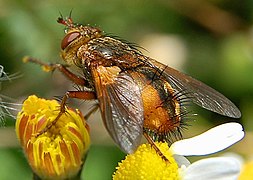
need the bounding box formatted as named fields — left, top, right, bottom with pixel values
left=61, top=31, right=81, bottom=50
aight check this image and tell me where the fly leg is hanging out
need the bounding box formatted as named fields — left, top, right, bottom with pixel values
left=84, top=105, right=99, bottom=119
left=35, top=90, right=96, bottom=137
left=143, top=132, right=169, bottom=162
left=23, top=56, right=97, bottom=136
left=23, top=56, right=89, bottom=86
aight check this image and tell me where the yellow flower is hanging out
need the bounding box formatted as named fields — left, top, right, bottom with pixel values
left=16, top=95, right=90, bottom=180
left=239, top=161, right=253, bottom=180
left=113, top=123, right=244, bottom=180
left=113, top=142, right=179, bottom=180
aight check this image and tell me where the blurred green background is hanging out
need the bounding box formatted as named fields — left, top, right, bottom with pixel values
left=0, top=0, right=253, bottom=179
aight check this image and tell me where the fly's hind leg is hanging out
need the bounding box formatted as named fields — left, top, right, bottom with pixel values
left=143, top=132, right=169, bottom=162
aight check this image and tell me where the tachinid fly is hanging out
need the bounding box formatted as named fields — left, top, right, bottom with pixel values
left=25, top=15, right=241, bottom=155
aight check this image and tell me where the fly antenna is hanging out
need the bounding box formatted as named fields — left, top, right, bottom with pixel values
left=57, top=11, right=75, bottom=28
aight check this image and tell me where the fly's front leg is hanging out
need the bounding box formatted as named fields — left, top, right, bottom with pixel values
left=36, top=90, right=96, bottom=137
left=23, top=56, right=88, bottom=86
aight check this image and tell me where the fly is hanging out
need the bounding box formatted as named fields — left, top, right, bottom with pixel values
left=24, top=15, right=241, bottom=156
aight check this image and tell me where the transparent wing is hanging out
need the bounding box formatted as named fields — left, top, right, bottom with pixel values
left=92, top=66, right=143, bottom=154
left=149, top=59, right=241, bottom=118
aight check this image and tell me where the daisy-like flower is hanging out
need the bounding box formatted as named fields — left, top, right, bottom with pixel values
left=16, top=95, right=90, bottom=180
left=113, top=122, right=244, bottom=180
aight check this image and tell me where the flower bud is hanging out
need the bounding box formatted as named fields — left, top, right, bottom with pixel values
left=16, top=95, right=90, bottom=180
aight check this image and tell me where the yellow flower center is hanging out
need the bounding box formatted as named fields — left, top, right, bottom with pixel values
left=113, top=142, right=179, bottom=180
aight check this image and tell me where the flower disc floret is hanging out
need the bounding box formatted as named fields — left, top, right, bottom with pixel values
left=113, top=142, right=179, bottom=180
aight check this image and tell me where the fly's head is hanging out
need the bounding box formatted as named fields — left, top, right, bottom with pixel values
left=57, top=17, right=102, bottom=66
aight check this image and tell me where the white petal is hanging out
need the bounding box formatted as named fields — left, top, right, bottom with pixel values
left=170, top=122, right=244, bottom=156
left=221, top=152, right=244, bottom=169
left=182, top=157, right=241, bottom=180
left=174, top=154, right=191, bottom=167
